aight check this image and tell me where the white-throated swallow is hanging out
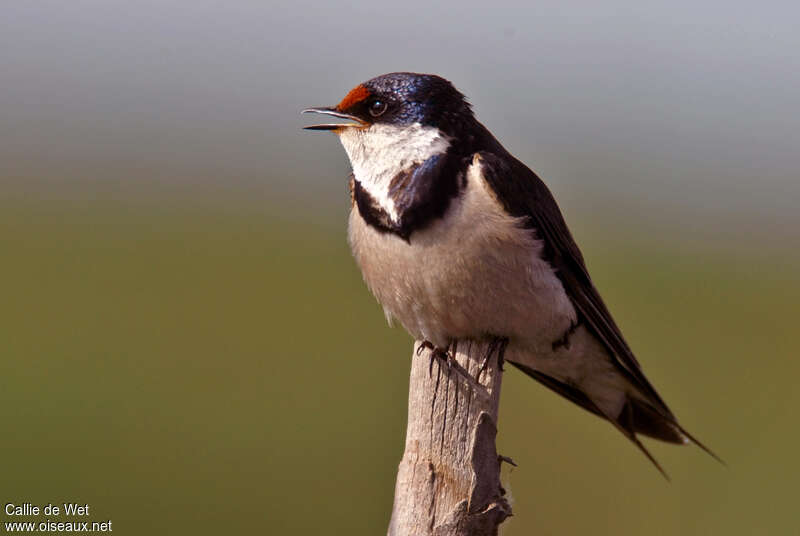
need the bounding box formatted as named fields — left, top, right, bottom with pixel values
left=303, top=72, right=719, bottom=476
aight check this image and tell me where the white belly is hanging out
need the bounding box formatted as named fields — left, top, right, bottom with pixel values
left=347, top=155, right=577, bottom=350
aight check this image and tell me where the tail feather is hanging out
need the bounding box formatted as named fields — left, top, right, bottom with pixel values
left=628, top=398, right=725, bottom=465
left=608, top=400, right=671, bottom=480
left=628, top=397, right=686, bottom=444
left=674, top=422, right=726, bottom=466
left=509, top=360, right=722, bottom=477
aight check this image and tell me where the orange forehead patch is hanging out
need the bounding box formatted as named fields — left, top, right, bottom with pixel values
left=336, top=84, right=371, bottom=111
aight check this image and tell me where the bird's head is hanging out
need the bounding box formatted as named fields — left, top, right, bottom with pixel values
left=304, top=73, right=500, bottom=236
left=303, top=72, right=474, bottom=138
left=303, top=73, right=479, bottom=187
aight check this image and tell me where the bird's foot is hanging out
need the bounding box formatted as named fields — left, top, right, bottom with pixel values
left=417, top=340, right=475, bottom=384
left=417, top=340, right=454, bottom=377
left=477, top=336, right=509, bottom=382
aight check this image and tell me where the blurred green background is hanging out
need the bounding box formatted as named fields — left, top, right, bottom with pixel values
left=2, top=1, right=799, bottom=535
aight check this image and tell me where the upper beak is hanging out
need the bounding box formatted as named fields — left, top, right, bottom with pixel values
left=302, top=107, right=366, bottom=131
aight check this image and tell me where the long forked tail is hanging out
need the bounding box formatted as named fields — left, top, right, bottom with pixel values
left=609, top=397, right=725, bottom=480
left=625, top=396, right=725, bottom=465
left=509, top=361, right=723, bottom=479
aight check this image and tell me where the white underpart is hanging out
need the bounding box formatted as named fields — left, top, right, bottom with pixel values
left=338, top=123, right=450, bottom=221
left=349, top=155, right=576, bottom=349
left=347, top=153, right=633, bottom=418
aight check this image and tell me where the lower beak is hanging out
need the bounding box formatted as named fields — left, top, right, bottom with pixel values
left=302, top=107, right=366, bottom=130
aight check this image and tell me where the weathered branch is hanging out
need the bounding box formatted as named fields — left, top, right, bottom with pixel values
left=388, top=340, right=512, bottom=536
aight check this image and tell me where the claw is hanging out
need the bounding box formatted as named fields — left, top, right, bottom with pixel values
left=497, top=337, right=508, bottom=370
left=418, top=339, right=504, bottom=390
left=477, top=337, right=509, bottom=381
left=477, top=339, right=495, bottom=382
left=417, top=340, right=434, bottom=357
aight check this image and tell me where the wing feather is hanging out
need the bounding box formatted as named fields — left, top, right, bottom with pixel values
left=476, top=150, right=674, bottom=417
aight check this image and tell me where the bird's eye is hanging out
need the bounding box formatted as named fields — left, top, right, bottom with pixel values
left=369, top=99, right=388, bottom=117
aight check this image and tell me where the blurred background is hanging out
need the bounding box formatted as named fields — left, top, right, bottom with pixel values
left=2, top=1, right=798, bottom=534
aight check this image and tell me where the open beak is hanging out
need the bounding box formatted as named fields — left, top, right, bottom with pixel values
left=302, top=107, right=366, bottom=131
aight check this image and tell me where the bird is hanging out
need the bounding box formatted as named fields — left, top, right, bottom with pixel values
left=303, top=72, right=718, bottom=476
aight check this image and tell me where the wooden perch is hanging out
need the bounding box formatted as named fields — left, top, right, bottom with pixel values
left=387, top=340, right=512, bottom=536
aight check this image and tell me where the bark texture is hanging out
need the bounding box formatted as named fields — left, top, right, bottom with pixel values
left=387, top=340, right=512, bottom=536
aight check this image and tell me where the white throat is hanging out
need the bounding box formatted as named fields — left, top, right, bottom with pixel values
left=338, top=123, right=450, bottom=221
